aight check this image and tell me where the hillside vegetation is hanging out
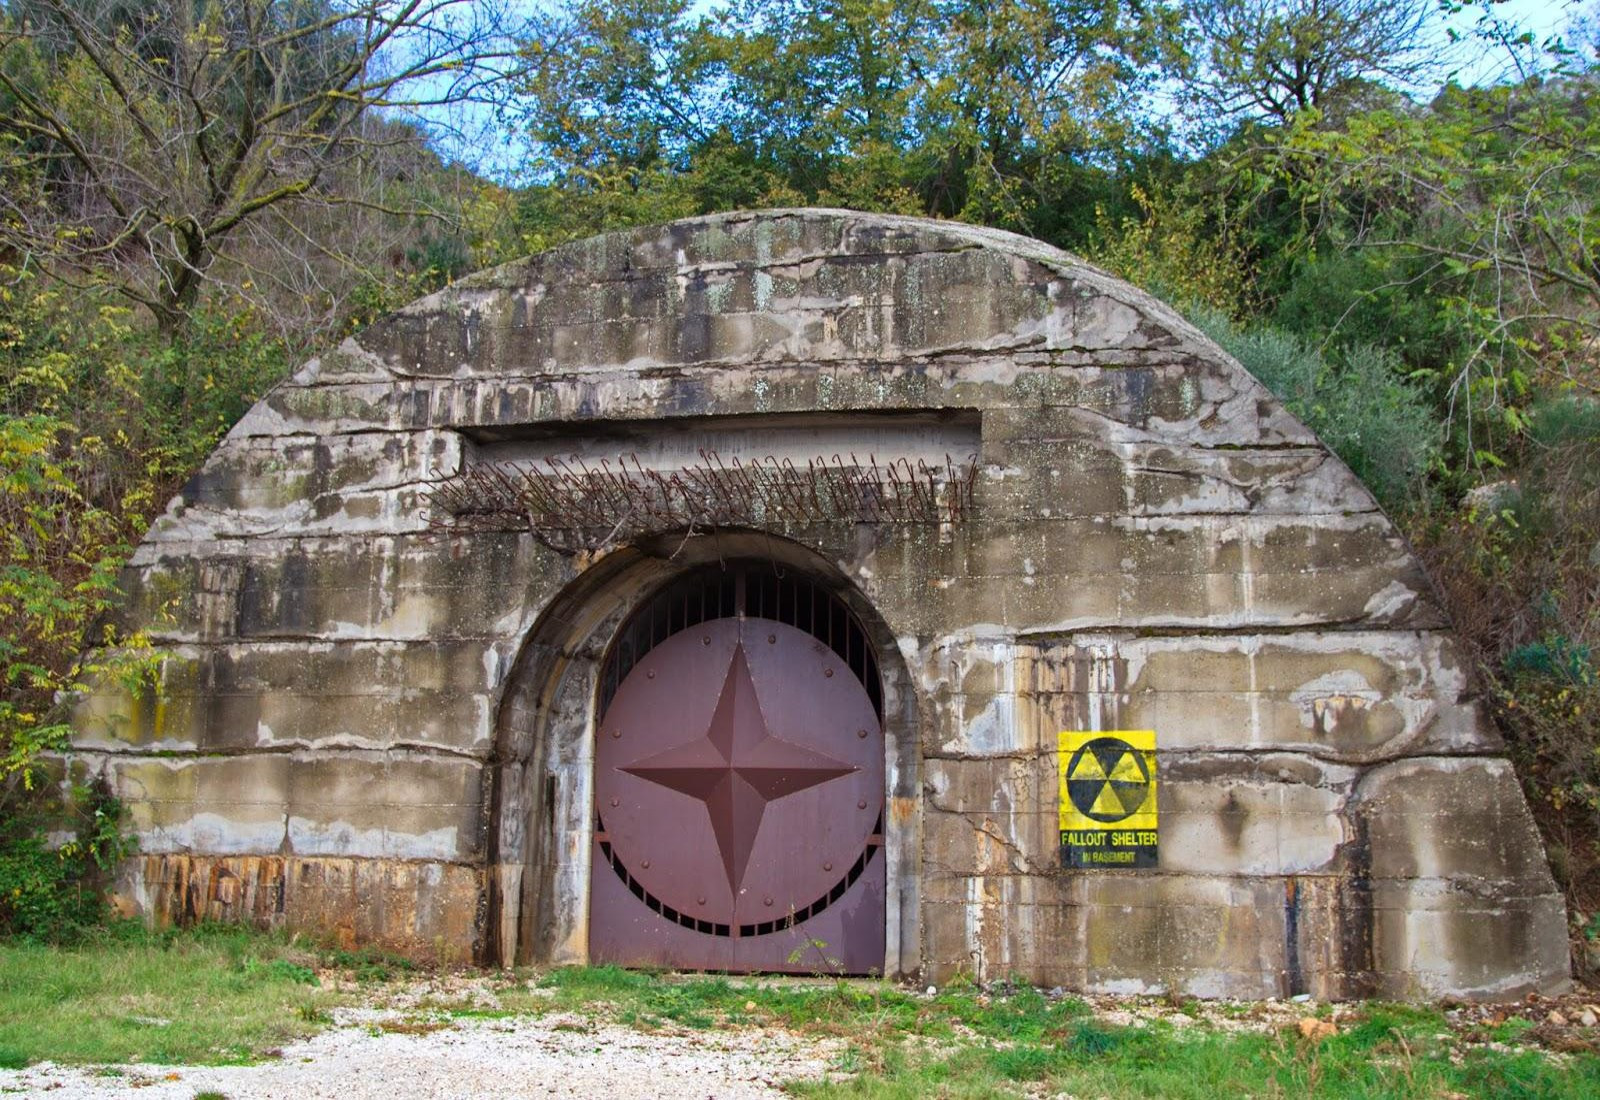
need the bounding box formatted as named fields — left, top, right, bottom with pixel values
left=2, top=0, right=1597, bottom=976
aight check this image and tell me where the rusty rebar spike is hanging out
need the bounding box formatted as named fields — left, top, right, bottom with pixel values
left=682, top=452, right=718, bottom=508
left=597, top=458, right=622, bottom=515
left=749, top=460, right=776, bottom=518
left=830, top=454, right=858, bottom=518
left=879, top=457, right=901, bottom=522
left=906, top=459, right=926, bottom=518
left=841, top=454, right=867, bottom=517
left=730, top=456, right=758, bottom=512
left=641, top=456, right=678, bottom=520
left=774, top=457, right=798, bottom=518
left=719, top=453, right=744, bottom=511
left=741, top=458, right=763, bottom=513
left=770, top=456, right=800, bottom=519
left=901, top=464, right=920, bottom=522
left=704, top=456, right=732, bottom=516
left=671, top=468, right=702, bottom=521
left=867, top=456, right=891, bottom=523
left=576, top=458, right=615, bottom=518
left=431, top=440, right=981, bottom=537
left=705, top=449, right=735, bottom=510
left=803, top=458, right=826, bottom=516
left=833, top=468, right=854, bottom=521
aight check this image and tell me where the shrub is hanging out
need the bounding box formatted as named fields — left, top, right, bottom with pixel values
left=0, top=267, right=290, bottom=940
left=1417, top=396, right=1600, bottom=975
left=1084, top=182, right=1251, bottom=318
left=1189, top=308, right=1439, bottom=512
left=0, top=778, right=134, bottom=939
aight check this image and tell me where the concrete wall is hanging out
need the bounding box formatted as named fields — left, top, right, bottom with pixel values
left=71, top=210, right=1568, bottom=997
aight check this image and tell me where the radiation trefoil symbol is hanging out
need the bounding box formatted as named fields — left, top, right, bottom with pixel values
left=1058, top=729, right=1159, bottom=869
left=1065, top=736, right=1153, bottom=823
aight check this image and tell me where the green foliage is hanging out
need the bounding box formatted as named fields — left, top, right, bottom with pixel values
left=0, top=779, right=133, bottom=939
left=1190, top=307, right=1439, bottom=511
left=316, top=944, right=417, bottom=984
left=1183, top=0, right=1437, bottom=130
left=1505, top=635, right=1595, bottom=686
left=1084, top=181, right=1251, bottom=316
left=1267, top=245, right=1467, bottom=373
left=1254, top=72, right=1600, bottom=409
left=1419, top=395, right=1600, bottom=963
left=0, top=0, right=519, bottom=339
left=0, top=265, right=283, bottom=777
left=514, top=0, right=1183, bottom=246
left=0, top=262, right=292, bottom=939
left=0, top=923, right=348, bottom=1066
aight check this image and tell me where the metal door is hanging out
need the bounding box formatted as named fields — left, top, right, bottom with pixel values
left=590, top=614, right=885, bottom=973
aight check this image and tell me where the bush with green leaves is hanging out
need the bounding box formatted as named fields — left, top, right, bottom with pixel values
left=1189, top=308, right=1439, bottom=512
left=1416, top=395, right=1600, bottom=970
left=0, top=779, right=133, bottom=939
left=0, top=265, right=291, bottom=938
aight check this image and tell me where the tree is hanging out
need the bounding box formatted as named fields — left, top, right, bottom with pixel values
left=0, top=0, right=522, bottom=338
left=514, top=0, right=1184, bottom=243
left=1268, top=74, right=1600, bottom=411
left=1182, top=0, right=1438, bottom=132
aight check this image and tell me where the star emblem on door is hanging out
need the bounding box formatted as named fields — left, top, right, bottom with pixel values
left=622, top=643, right=857, bottom=892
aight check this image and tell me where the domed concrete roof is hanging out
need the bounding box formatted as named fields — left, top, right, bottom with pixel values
left=73, top=210, right=1568, bottom=998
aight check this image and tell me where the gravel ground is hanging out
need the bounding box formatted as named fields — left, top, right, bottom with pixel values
left=6, top=975, right=1596, bottom=1099
left=0, top=1008, right=845, bottom=1099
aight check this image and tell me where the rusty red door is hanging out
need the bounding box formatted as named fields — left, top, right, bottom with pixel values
left=590, top=615, right=885, bottom=973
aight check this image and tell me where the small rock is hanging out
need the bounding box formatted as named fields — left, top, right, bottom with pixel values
left=743, top=1001, right=757, bottom=1013
left=925, top=985, right=937, bottom=996
left=1580, top=1010, right=1597, bottom=1028
left=1297, top=1017, right=1338, bottom=1042
left=1547, top=1011, right=1568, bottom=1027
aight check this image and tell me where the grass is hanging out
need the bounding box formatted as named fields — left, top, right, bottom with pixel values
left=0, top=922, right=353, bottom=1066
left=775, top=997, right=1600, bottom=1100
left=478, top=966, right=1596, bottom=1097
left=2, top=930, right=1598, bottom=1096
left=514, top=967, right=1600, bottom=1099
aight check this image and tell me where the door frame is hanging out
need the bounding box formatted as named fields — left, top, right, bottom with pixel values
left=484, top=531, right=923, bottom=979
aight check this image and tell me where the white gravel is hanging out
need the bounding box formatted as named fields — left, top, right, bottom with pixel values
left=0, top=1009, right=844, bottom=1099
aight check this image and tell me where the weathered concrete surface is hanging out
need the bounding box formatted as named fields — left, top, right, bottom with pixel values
left=117, top=854, right=482, bottom=963
left=68, top=209, right=1567, bottom=998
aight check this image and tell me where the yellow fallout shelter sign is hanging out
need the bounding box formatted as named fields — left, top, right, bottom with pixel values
left=1058, top=730, right=1158, bottom=869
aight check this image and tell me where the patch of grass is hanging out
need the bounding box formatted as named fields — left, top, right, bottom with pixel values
left=933, top=984, right=1090, bottom=1044
left=316, top=945, right=415, bottom=984
left=1491, top=1015, right=1538, bottom=1042
left=1339, top=1002, right=1450, bottom=1049
left=0, top=922, right=351, bottom=1066
left=530, top=968, right=930, bottom=1038
left=789, top=1011, right=1600, bottom=1100
left=375, top=1016, right=448, bottom=1036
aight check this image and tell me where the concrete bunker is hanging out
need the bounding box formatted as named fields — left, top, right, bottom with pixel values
left=71, top=209, right=1570, bottom=997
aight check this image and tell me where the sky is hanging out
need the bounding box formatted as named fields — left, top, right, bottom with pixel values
left=1442, top=0, right=1589, bottom=84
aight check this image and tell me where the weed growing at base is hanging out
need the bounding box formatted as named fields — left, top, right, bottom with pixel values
left=4, top=936, right=1596, bottom=1098
left=524, top=967, right=1600, bottom=1100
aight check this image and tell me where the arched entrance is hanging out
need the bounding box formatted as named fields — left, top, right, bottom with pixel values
left=486, top=532, right=919, bottom=976
left=591, top=566, right=887, bottom=973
